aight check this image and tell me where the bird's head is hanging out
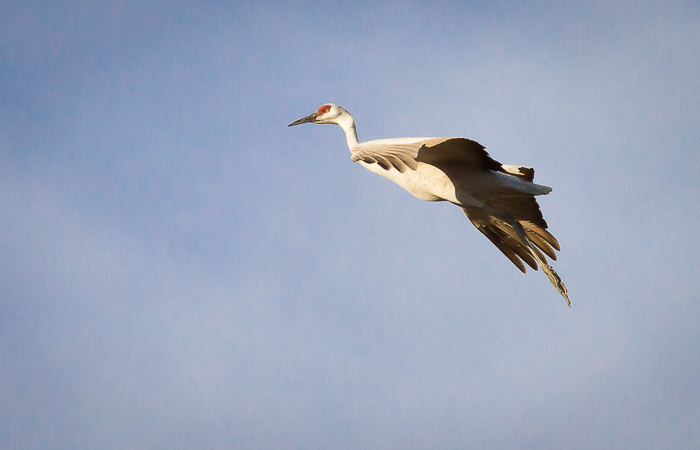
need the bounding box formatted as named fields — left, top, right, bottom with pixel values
left=288, top=103, right=349, bottom=127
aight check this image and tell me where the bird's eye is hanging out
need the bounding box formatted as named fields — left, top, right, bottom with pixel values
left=324, top=107, right=330, bottom=113
left=318, top=104, right=332, bottom=115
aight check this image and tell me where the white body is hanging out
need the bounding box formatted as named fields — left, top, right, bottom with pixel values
left=359, top=153, right=460, bottom=203
left=354, top=137, right=550, bottom=206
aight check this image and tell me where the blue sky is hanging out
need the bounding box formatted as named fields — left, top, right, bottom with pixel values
left=1, top=0, right=699, bottom=448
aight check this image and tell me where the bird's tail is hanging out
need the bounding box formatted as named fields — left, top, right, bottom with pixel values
left=493, top=169, right=552, bottom=196
left=464, top=208, right=570, bottom=307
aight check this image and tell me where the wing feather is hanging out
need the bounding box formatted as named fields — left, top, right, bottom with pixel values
left=524, top=227, right=558, bottom=260
left=464, top=209, right=538, bottom=273
left=351, top=137, right=499, bottom=173
left=351, top=138, right=428, bottom=172
left=463, top=208, right=570, bottom=306
left=521, top=221, right=560, bottom=251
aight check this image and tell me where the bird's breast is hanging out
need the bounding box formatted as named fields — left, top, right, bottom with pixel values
left=359, top=161, right=461, bottom=203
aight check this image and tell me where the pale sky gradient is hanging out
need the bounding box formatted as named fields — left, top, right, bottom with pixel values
left=1, top=1, right=699, bottom=448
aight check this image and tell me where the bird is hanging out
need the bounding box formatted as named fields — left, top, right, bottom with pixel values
left=288, top=103, right=570, bottom=306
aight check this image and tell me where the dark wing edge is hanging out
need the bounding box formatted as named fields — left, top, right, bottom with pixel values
left=463, top=207, right=570, bottom=306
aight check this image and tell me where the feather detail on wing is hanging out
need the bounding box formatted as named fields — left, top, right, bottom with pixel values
left=463, top=207, right=570, bottom=307
left=351, top=137, right=504, bottom=173
left=479, top=192, right=561, bottom=261
left=350, top=138, right=427, bottom=172
left=466, top=214, right=538, bottom=273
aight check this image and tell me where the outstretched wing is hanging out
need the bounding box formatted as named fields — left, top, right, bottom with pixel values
left=463, top=207, right=570, bottom=307
left=350, top=137, right=505, bottom=174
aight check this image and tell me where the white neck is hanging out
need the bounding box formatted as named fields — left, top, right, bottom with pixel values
left=336, top=113, right=359, bottom=150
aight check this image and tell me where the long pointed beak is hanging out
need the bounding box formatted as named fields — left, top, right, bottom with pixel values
left=288, top=112, right=318, bottom=127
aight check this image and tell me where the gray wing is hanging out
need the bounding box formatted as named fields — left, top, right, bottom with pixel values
left=351, top=137, right=504, bottom=173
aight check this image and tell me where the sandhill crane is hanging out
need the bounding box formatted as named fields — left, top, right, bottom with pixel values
left=289, top=103, right=570, bottom=306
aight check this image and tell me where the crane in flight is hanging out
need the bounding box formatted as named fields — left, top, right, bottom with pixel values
left=289, top=103, right=570, bottom=306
